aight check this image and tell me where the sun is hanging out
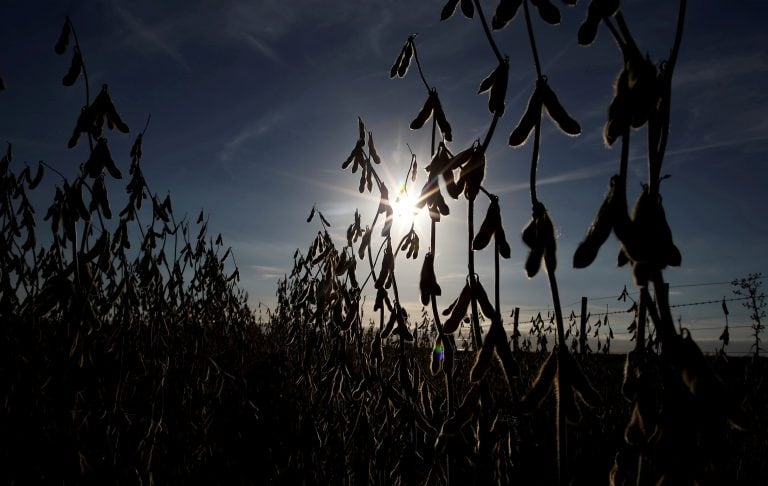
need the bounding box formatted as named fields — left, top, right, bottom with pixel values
left=390, top=181, right=422, bottom=234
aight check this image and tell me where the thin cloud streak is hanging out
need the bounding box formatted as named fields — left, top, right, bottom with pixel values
left=111, top=2, right=190, bottom=71
left=651, top=134, right=768, bottom=161
left=674, top=52, right=768, bottom=87
left=219, top=111, right=288, bottom=163
left=244, top=34, right=282, bottom=63
left=496, top=160, right=615, bottom=194
left=494, top=132, right=768, bottom=195
left=250, top=265, right=286, bottom=279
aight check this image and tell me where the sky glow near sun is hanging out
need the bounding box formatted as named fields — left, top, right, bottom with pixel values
left=391, top=181, right=419, bottom=226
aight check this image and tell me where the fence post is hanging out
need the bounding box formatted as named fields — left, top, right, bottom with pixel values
left=512, top=307, right=520, bottom=352
left=580, top=297, right=588, bottom=355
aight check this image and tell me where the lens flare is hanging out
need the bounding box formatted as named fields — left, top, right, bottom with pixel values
left=434, top=339, right=445, bottom=361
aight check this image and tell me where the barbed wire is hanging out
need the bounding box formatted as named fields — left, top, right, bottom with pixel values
left=512, top=272, right=768, bottom=320
left=512, top=295, right=752, bottom=323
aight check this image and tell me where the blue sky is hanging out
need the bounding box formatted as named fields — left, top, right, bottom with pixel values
left=2, top=1, right=767, bottom=353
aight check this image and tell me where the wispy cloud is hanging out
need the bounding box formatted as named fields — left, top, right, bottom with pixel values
left=496, top=160, right=615, bottom=194
left=219, top=110, right=288, bottom=165
left=250, top=264, right=285, bottom=279
left=664, top=134, right=768, bottom=160
left=674, top=52, right=768, bottom=87
left=111, top=2, right=190, bottom=71
left=366, top=9, right=394, bottom=57
left=244, top=34, right=282, bottom=63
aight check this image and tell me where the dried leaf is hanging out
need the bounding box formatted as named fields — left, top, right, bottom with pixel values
left=28, top=162, right=44, bottom=189
left=419, top=252, right=442, bottom=306
left=508, top=88, right=542, bottom=147
left=410, top=92, right=435, bottom=130
left=319, top=211, right=331, bottom=227
left=487, top=60, right=509, bottom=115
left=443, top=283, right=471, bottom=333
left=398, top=39, right=414, bottom=77
left=492, top=0, right=523, bottom=30
left=62, top=50, right=82, bottom=86
left=530, top=0, right=561, bottom=24
left=460, top=0, right=475, bottom=18
left=441, top=0, right=461, bottom=20
left=368, top=132, right=381, bottom=164
left=497, top=226, right=511, bottom=259
left=472, top=279, right=496, bottom=321
left=578, top=17, right=600, bottom=46
left=458, top=150, right=485, bottom=201
left=55, top=18, right=71, bottom=55
left=719, top=325, right=729, bottom=346
left=573, top=175, right=618, bottom=268
left=539, top=77, right=581, bottom=136
left=473, top=198, right=501, bottom=251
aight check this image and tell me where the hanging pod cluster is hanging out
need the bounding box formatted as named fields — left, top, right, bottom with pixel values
left=419, top=252, right=441, bottom=306
left=342, top=118, right=382, bottom=194
left=604, top=51, right=661, bottom=146
left=616, top=185, right=681, bottom=285
left=473, top=197, right=511, bottom=258
left=67, top=86, right=130, bottom=149
left=478, top=58, right=509, bottom=116
left=381, top=304, right=413, bottom=342
left=436, top=143, right=486, bottom=202
left=410, top=89, right=453, bottom=142
left=57, top=17, right=129, bottom=147
left=467, top=279, right=519, bottom=385
left=573, top=177, right=681, bottom=285
left=389, top=35, right=415, bottom=78
left=577, top=0, right=620, bottom=46
left=441, top=0, right=476, bottom=21
left=416, top=144, right=452, bottom=222
left=521, top=202, right=557, bottom=278
left=509, top=76, right=580, bottom=147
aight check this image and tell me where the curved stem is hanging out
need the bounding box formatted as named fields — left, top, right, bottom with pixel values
left=40, top=161, right=67, bottom=181
left=481, top=114, right=500, bottom=154
left=494, top=235, right=500, bottom=317
left=603, top=18, right=627, bottom=53
left=429, top=222, right=445, bottom=336
left=360, top=238, right=386, bottom=290
left=66, top=18, right=93, bottom=153
left=546, top=254, right=567, bottom=485
left=431, top=118, right=437, bottom=157
left=529, top=117, right=542, bottom=207
left=636, top=287, right=648, bottom=352
left=388, top=242, right=403, bottom=307
left=546, top=264, right=566, bottom=347
left=468, top=201, right=483, bottom=348
left=410, top=37, right=432, bottom=92
left=620, top=127, right=630, bottom=187
left=522, top=0, right=543, bottom=78
left=474, top=0, right=504, bottom=63
left=478, top=185, right=494, bottom=200
left=649, top=1, right=686, bottom=196
left=141, top=114, right=153, bottom=136
left=614, top=12, right=640, bottom=57
left=668, top=0, right=687, bottom=75
left=650, top=270, right=677, bottom=348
